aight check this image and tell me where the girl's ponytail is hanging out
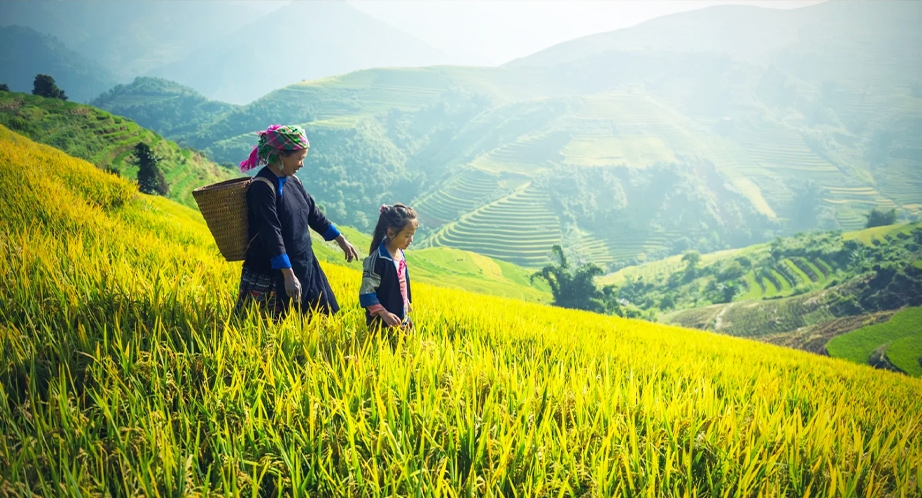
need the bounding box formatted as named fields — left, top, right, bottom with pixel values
left=369, top=203, right=418, bottom=255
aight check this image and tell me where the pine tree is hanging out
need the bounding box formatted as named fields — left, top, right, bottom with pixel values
left=134, top=143, right=168, bottom=195
left=32, top=74, right=67, bottom=100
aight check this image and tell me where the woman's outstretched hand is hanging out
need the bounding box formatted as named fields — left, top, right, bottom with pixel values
left=336, top=235, right=359, bottom=263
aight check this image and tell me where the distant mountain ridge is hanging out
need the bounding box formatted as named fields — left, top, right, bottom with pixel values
left=1, top=0, right=447, bottom=104
left=0, top=25, right=117, bottom=102
left=146, top=1, right=447, bottom=104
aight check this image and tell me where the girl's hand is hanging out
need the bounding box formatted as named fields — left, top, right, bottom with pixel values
left=377, top=310, right=402, bottom=327
left=336, top=235, right=359, bottom=263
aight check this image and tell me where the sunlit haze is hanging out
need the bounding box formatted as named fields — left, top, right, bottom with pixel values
left=348, top=0, right=826, bottom=65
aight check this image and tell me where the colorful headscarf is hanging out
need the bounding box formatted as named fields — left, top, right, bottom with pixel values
left=239, top=124, right=310, bottom=172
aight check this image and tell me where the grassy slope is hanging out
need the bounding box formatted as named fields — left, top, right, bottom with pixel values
left=3, top=126, right=922, bottom=495
left=0, top=91, right=236, bottom=209
left=826, top=307, right=922, bottom=376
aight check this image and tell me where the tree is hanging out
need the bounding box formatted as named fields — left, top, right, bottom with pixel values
left=32, top=74, right=67, bottom=100
left=681, top=250, right=701, bottom=281
left=532, top=245, right=605, bottom=313
left=865, top=208, right=897, bottom=228
left=0, top=83, right=9, bottom=92
left=133, top=142, right=168, bottom=195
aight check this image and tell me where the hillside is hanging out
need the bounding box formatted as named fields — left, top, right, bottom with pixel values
left=95, top=1, right=922, bottom=271
left=3, top=125, right=922, bottom=494
left=0, top=91, right=235, bottom=209
left=827, top=306, right=922, bottom=376
left=91, top=77, right=240, bottom=143
left=0, top=25, right=117, bottom=102
left=601, top=223, right=922, bottom=370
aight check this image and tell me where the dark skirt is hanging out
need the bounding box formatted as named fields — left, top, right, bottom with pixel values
left=235, top=262, right=339, bottom=318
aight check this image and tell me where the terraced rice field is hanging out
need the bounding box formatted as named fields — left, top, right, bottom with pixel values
left=738, top=255, right=837, bottom=300
left=428, top=183, right=562, bottom=267
left=601, top=230, right=672, bottom=264
left=559, top=134, right=676, bottom=168
left=413, top=168, right=525, bottom=227
left=470, top=130, right=570, bottom=175
left=560, top=92, right=703, bottom=167
left=568, top=230, right=616, bottom=268
left=843, top=222, right=918, bottom=245
left=288, top=69, right=450, bottom=118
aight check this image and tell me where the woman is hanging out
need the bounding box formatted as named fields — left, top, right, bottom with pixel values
left=235, top=124, right=358, bottom=317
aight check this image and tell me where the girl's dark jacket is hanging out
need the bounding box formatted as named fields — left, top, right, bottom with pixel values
left=359, top=240, right=412, bottom=326
left=244, top=167, right=341, bottom=314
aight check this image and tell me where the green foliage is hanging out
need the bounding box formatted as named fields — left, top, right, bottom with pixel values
left=31, top=73, right=67, bottom=100
left=134, top=142, right=168, bottom=196
left=532, top=245, right=608, bottom=313
left=865, top=208, right=898, bottom=228
left=94, top=52, right=922, bottom=270
left=0, top=83, right=9, bottom=92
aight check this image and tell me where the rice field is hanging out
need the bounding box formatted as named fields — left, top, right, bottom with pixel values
left=413, top=168, right=520, bottom=228
left=3, top=125, right=922, bottom=495
left=428, top=183, right=563, bottom=268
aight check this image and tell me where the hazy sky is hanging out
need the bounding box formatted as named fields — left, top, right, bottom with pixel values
left=348, top=0, right=826, bottom=65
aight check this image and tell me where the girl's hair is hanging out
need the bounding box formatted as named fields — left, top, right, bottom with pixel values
left=370, top=203, right=418, bottom=254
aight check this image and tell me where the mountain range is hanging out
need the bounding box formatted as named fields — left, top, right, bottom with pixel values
left=0, top=0, right=445, bottom=104
left=0, top=25, right=117, bottom=102
left=88, top=1, right=922, bottom=272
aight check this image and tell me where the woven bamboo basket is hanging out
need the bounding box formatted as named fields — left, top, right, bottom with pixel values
left=192, top=177, right=254, bottom=261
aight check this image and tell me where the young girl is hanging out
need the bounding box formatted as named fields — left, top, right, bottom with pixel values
left=359, top=203, right=418, bottom=330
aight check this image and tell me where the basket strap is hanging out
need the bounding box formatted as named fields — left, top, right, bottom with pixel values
left=251, top=176, right=275, bottom=191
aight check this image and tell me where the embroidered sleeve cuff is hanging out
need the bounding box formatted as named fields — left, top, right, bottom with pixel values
left=322, top=224, right=341, bottom=241
left=367, top=304, right=385, bottom=315
left=359, top=292, right=380, bottom=308
left=270, top=254, right=291, bottom=269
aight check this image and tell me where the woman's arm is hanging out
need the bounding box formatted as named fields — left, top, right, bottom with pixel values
left=303, top=190, right=358, bottom=262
